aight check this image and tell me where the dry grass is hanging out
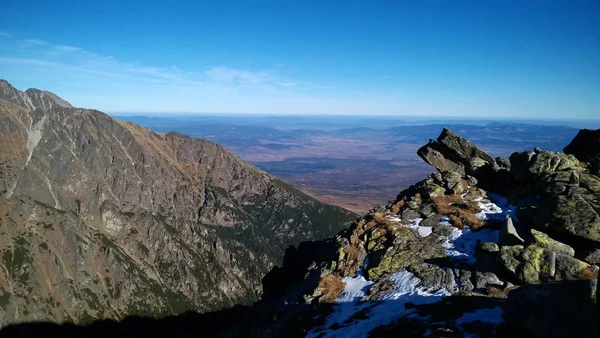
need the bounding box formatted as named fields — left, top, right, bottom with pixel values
left=344, top=245, right=359, bottom=264
left=390, top=199, right=405, bottom=214
left=432, top=195, right=464, bottom=214
left=433, top=195, right=483, bottom=229
left=318, top=274, right=347, bottom=303
left=364, top=212, right=394, bottom=231
left=577, top=266, right=599, bottom=280
left=449, top=214, right=464, bottom=229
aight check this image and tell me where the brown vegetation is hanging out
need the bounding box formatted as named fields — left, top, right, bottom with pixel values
left=317, top=274, right=346, bottom=303
left=432, top=195, right=483, bottom=230
left=576, top=266, right=599, bottom=280
left=343, top=245, right=359, bottom=264
left=390, top=199, right=405, bottom=214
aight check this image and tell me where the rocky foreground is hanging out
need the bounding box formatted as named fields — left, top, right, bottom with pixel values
left=232, top=128, right=600, bottom=337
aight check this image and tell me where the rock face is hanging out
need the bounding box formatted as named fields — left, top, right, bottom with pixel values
left=417, top=128, right=512, bottom=192
left=0, top=80, right=356, bottom=326
left=564, top=128, right=600, bottom=175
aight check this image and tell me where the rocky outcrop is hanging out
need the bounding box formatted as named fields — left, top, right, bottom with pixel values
left=417, top=128, right=512, bottom=192
left=564, top=129, right=600, bottom=175
left=0, top=80, right=357, bottom=326
left=224, top=127, right=600, bottom=338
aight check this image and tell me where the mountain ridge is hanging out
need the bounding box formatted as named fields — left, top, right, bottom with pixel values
left=0, top=79, right=356, bottom=326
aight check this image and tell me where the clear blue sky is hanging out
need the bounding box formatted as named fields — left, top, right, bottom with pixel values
left=0, top=1, right=598, bottom=118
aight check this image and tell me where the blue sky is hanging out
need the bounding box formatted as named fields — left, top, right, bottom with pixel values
left=0, top=1, right=598, bottom=118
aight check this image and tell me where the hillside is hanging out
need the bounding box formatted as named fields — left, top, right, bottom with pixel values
left=0, top=80, right=357, bottom=326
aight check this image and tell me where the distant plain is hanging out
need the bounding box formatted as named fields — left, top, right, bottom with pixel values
left=116, top=115, right=599, bottom=214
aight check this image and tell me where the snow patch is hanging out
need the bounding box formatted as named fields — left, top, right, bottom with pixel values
left=441, top=194, right=515, bottom=263
left=308, top=271, right=447, bottom=338
left=385, top=216, right=432, bottom=238
left=455, top=307, right=503, bottom=325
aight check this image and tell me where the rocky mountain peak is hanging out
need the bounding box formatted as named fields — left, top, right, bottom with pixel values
left=0, top=79, right=73, bottom=112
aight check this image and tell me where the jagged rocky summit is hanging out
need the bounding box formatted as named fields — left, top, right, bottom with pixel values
left=0, top=79, right=357, bottom=326
left=232, top=128, right=600, bottom=338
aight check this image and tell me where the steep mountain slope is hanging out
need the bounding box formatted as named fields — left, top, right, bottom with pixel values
left=0, top=80, right=357, bottom=326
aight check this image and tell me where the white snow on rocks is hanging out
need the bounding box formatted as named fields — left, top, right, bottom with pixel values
left=307, top=271, right=447, bottom=338
left=442, top=194, right=515, bottom=263
left=385, top=216, right=432, bottom=238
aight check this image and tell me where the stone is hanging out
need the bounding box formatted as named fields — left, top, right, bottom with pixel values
left=465, top=175, right=478, bottom=186
left=458, top=270, right=474, bottom=292
left=499, top=216, right=525, bottom=246
left=538, top=194, right=600, bottom=244
left=474, top=272, right=502, bottom=289
left=495, top=157, right=511, bottom=169
left=437, top=128, right=496, bottom=164
left=503, top=280, right=598, bottom=338
left=441, top=171, right=462, bottom=187
left=499, top=244, right=593, bottom=284
left=423, top=184, right=446, bottom=198
left=417, top=143, right=466, bottom=175
left=510, top=150, right=582, bottom=183
left=476, top=241, right=500, bottom=253
left=401, top=208, right=420, bottom=221
left=584, top=249, right=600, bottom=264
left=530, top=229, right=575, bottom=257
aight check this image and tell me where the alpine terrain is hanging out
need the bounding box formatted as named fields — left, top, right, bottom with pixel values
left=0, top=79, right=357, bottom=326
left=0, top=80, right=599, bottom=338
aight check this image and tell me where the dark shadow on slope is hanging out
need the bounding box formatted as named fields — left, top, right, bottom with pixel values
left=261, top=237, right=339, bottom=302
left=1, top=280, right=598, bottom=338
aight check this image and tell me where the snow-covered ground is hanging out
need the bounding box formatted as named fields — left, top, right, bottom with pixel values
left=385, top=216, right=432, bottom=238
left=306, top=271, right=447, bottom=338
left=443, top=194, right=516, bottom=263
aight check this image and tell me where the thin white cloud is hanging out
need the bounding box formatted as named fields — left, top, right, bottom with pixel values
left=204, top=66, right=272, bottom=84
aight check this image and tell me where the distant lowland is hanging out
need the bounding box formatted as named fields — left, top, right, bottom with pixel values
left=116, top=114, right=598, bottom=213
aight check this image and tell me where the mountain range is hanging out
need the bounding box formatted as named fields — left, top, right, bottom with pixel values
left=0, top=79, right=356, bottom=324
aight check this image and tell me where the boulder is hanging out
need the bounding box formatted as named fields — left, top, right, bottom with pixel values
left=477, top=241, right=500, bottom=254
left=538, top=194, right=600, bottom=244
left=437, top=128, right=496, bottom=165
left=499, top=216, right=525, bottom=246
left=503, top=280, right=598, bottom=338
left=474, top=271, right=502, bottom=289
left=510, top=150, right=583, bottom=183
left=417, top=142, right=466, bottom=174
left=456, top=269, right=474, bottom=292
left=499, top=244, right=594, bottom=284
left=583, top=249, right=600, bottom=264
left=530, top=229, right=575, bottom=257
left=417, top=129, right=497, bottom=176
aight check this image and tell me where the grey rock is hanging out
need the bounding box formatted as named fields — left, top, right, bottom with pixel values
left=474, top=272, right=502, bottom=289
left=476, top=241, right=500, bottom=253
left=530, top=229, right=575, bottom=257
left=499, top=216, right=525, bottom=246
left=584, top=249, right=600, bottom=264
left=503, top=280, right=598, bottom=338
left=458, top=270, right=474, bottom=292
